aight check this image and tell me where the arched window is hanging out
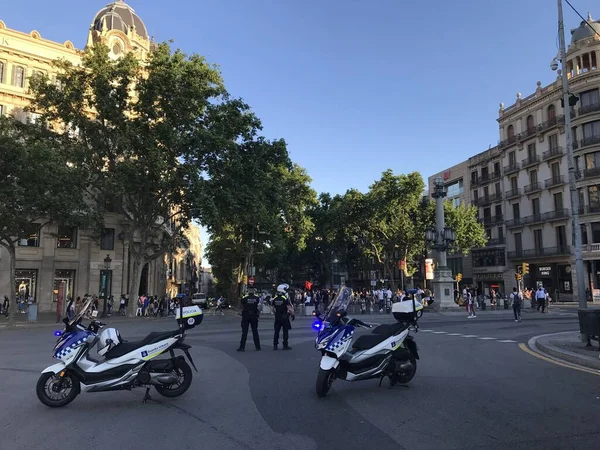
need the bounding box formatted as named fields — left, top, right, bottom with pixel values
left=0, top=61, right=4, bottom=84
left=526, top=115, right=535, bottom=132
left=547, top=104, right=556, bottom=121
left=13, top=66, right=25, bottom=88
left=507, top=124, right=515, bottom=138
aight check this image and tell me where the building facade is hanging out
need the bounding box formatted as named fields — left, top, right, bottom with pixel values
left=0, top=2, right=199, bottom=313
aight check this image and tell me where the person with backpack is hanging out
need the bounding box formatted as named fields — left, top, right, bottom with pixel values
left=511, top=287, right=522, bottom=322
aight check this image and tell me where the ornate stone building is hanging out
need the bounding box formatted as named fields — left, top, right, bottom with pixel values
left=0, top=1, right=201, bottom=313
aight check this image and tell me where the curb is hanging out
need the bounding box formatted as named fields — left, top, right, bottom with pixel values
left=531, top=332, right=600, bottom=371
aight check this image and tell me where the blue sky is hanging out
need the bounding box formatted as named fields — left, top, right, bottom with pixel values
left=3, top=0, right=597, bottom=264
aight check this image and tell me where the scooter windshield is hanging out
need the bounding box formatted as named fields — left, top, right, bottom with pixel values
left=324, top=287, right=353, bottom=322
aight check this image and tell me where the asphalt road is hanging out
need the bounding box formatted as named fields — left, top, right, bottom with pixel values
left=1, top=308, right=598, bottom=450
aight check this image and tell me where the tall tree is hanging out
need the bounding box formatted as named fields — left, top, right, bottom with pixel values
left=29, top=43, right=258, bottom=314
left=0, top=118, right=94, bottom=324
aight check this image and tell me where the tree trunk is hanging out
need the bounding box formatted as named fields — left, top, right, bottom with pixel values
left=6, top=243, right=17, bottom=326
left=128, top=256, right=144, bottom=317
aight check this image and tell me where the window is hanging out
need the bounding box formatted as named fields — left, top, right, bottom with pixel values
left=18, top=224, right=41, bottom=247
left=495, top=182, right=501, bottom=196
left=589, top=185, right=600, bottom=209
left=483, top=207, right=491, bottom=220
left=446, top=179, right=463, bottom=197
left=495, top=204, right=502, bottom=217
left=585, top=151, right=600, bottom=169
left=527, top=143, right=536, bottom=159
left=534, top=229, right=543, bottom=252
left=582, top=120, right=600, bottom=138
left=509, top=151, right=516, bottom=166
left=13, top=66, right=25, bottom=88
left=526, top=115, right=535, bottom=132
left=0, top=61, right=4, bottom=83
left=472, top=248, right=505, bottom=268
left=551, top=162, right=561, bottom=179
left=493, top=162, right=500, bottom=175
left=532, top=198, right=540, bottom=216
left=549, top=134, right=558, bottom=150
left=582, top=224, right=589, bottom=245
left=510, top=176, right=518, bottom=191
left=497, top=226, right=504, bottom=241
left=591, top=222, right=600, bottom=243
left=554, top=192, right=564, bottom=211
left=57, top=226, right=77, bottom=249
left=452, top=197, right=460, bottom=208
left=481, top=167, right=489, bottom=179
left=512, top=203, right=520, bottom=220
left=100, top=228, right=115, bottom=250
left=0, top=105, right=3, bottom=116
left=472, top=190, right=478, bottom=201
left=471, top=171, right=478, bottom=184
left=548, top=104, right=556, bottom=121
left=507, top=125, right=515, bottom=138
left=556, top=225, right=567, bottom=249
left=580, top=89, right=600, bottom=108
left=514, top=233, right=523, bottom=254
left=529, top=170, right=538, bottom=185
left=486, top=228, right=492, bottom=239
left=483, top=186, right=489, bottom=199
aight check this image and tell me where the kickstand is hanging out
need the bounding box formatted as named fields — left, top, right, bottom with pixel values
left=142, top=387, right=155, bottom=404
left=378, top=375, right=385, bottom=388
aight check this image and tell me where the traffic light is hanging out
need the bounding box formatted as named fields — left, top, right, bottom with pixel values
left=456, top=273, right=462, bottom=282
left=243, top=275, right=248, bottom=285
left=516, top=273, right=522, bottom=281
left=522, top=262, right=530, bottom=275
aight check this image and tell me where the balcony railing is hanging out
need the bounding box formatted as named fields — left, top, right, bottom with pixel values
left=580, top=135, right=600, bottom=149
left=545, top=175, right=565, bottom=188
left=480, top=214, right=504, bottom=225
left=584, top=243, right=600, bottom=252
left=507, top=246, right=570, bottom=259
left=505, top=188, right=520, bottom=199
left=486, top=237, right=506, bottom=246
left=521, top=155, right=540, bottom=169
left=498, top=135, right=518, bottom=149
left=503, top=162, right=519, bottom=175
left=580, top=204, right=600, bottom=215
left=472, top=193, right=502, bottom=206
left=573, top=140, right=579, bottom=150
left=471, top=171, right=501, bottom=187
left=583, top=167, right=600, bottom=179
left=542, top=146, right=564, bottom=161
left=578, top=102, right=600, bottom=116
left=505, top=210, right=569, bottom=228
left=524, top=182, right=542, bottom=194
left=499, top=116, right=565, bottom=149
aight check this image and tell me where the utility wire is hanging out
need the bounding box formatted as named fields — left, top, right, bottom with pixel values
left=564, top=0, right=600, bottom=40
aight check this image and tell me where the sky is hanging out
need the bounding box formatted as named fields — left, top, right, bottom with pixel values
left=2, top=0, right=597, bottom=265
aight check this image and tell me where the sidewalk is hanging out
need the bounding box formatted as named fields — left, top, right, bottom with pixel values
left=532, top=331, right=600, bottom=371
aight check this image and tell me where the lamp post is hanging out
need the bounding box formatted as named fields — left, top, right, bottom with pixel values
left=555, top=0, right=587, bottom=310
left=101, top=254, right=112, bottom=317
left=426, top=177, right=458, bottom=309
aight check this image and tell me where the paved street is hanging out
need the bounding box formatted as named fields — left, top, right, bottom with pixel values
left=1, top=309, right=599, bottom=450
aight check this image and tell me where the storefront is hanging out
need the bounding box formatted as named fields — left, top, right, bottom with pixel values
left=474, top=272, right=506, bottom=297
left=15, top=269, right=37, bottom=300
left=53, top=270, right=75, bottom=315
left=527, top=264, right=572, bottom=294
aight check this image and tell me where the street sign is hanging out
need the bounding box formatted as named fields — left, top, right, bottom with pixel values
left=370, top=280, right=377, bottom=287
left=248, top=277, right=255, bottom=286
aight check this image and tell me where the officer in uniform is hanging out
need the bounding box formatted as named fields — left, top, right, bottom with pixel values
left=237, top=287, right=261, bottom=352
left=272, top=284, right=294, bottom=350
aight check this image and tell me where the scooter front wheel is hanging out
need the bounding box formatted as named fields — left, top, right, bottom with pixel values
left=316, top=368, right=335, bottom=397
left=36, top=371, right=80, bottom=408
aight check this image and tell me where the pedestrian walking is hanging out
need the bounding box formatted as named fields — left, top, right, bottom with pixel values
left=237, top=287, right=261, bottom=352
left=510, top=287, right=522, bottom=322
left=272, top=284, right=294, bottom=350
left=2, top=295, right=9, bottom=318
left=213, top=297, right=224, bottom=316
left=535, top=286, right=546, bottom=313
left=467, top=290, right=476, bottom=318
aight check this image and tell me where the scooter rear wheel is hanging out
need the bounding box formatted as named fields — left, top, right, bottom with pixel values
left=36, top=371, right=79, bottom=408
left=395, top=357, right=417, bottom=384
left=316, top=368, right=335, bottom=397
left=155, top=359, right=193, bottom=398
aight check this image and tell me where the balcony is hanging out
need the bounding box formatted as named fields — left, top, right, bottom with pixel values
left=507, top=246, right=570, bottom=260
left=521, top=155, right=540, bottom=169
left=580, top=204, right=600, bottom=215
left=503, top=162, right=519, bottom=175
left=542, top=146, right=564, bottom=161
left=481, top=214, right=504, bottom=226
left=584, top=243, right=600, bottom=253
left=472, top=193, right=502, bottom=207
left=498, top=135, right=518, bottom=149
left=536, top=115, right=565, bottom=133
left=580, top=135, right=600, bottom=149
left=544, top=175, right=565, bottom=188
left=519, top=127, right=538, bottom=140
left=505, top=210, right=569, bottom=228
left=524, top=182, right=542, bottom=194
left=471, top=171, right=501, bottom=187
left=486, top=237, right=506, bottom=246
left=583, top=167, right=600, bottom=179
left=578, top=102, right=600, bottom=117
left=505, top=188, right=520, bottom=199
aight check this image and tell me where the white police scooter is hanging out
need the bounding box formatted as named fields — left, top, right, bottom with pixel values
left=313, top=287, right=422, bottom=397
left=37, top=297, right=202, bottom=407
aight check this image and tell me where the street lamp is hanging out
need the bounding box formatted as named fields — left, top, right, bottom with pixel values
left=425, top=177, right=458, bottom=309
left=101, top=254, right=112, bottom=317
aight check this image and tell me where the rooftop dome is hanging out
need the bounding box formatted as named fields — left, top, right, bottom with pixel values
left=92, top=0, right=148, bottom=40
left=571, top=12, right=600, bottom=43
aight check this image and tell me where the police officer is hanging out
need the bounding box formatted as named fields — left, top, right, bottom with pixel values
left=272, top=284, right=294, bottom=350
left=237, top=287, right=261, bottom=352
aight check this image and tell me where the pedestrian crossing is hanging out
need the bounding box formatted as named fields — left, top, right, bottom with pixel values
left=419, top=329, right=517, bottom=343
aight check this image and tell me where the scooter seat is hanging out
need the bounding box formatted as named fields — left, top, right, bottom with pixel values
left=105, top=330, right=180, bottom=359
left=371, top=322, right=409, bottom=338
left=352, top=334, right=389, bottom=351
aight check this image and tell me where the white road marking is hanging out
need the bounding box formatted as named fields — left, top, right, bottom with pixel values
left=431, top=331, right=447, bottom=334
left=478, top=337, right=497, bottom=340
left=498, top=339, right=517, bottom=343
left=462, top=335, right=478, bottom=338
left=446, top=333, right=462, bottom=336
